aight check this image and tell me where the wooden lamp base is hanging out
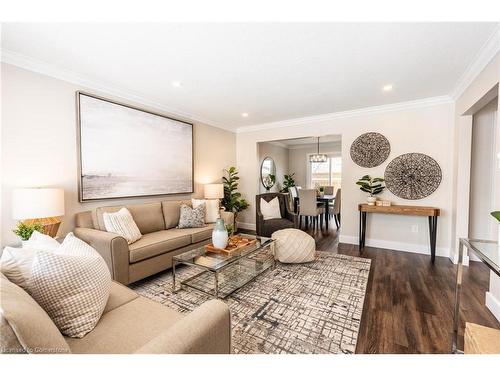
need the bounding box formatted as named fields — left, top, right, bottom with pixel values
left=23, top=217, right=61, bottom=238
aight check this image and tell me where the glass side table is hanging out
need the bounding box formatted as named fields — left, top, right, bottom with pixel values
left=453, top=238, right=500, bottom=353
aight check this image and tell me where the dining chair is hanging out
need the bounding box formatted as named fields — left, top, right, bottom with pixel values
left=298, top=189, right=325, bottom=230
left=289, top=186, right=299, bottom=212
left=329, top=188, right=341, bottom=229
left=323, top=186, right=334, bottom=195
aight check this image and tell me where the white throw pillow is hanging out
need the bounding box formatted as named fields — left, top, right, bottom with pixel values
left=192, top=199, right=220, bottom=223
left=102, top=207, right=142, bottom=244
left=260, top=197, right=282, bottom=220
left=0, top=231, right=61, bottom=288
left=0, top=247, right=37, bottom=289
left=26, top=230, right=61, bottom=251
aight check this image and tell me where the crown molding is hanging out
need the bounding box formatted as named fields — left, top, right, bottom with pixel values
left=236, top=95, right=453, bottom=133
left=0, top=48, right=234, bottom=132
left=451, top=24, right=500, bottom=100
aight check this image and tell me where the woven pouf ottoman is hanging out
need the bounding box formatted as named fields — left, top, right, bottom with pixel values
left=271, top=228, right=316, bottom=263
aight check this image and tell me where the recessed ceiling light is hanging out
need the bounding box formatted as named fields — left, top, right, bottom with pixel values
left=171, top=81, right=181, bottom=88
left=383, top=84, right=393, bottom=92
left=241, top=113, right=249, bottom=118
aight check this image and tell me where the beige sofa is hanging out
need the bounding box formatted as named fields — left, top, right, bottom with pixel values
left=75, top=200, right=233, bottom=285
left=0, top=272, right=231, bottom=354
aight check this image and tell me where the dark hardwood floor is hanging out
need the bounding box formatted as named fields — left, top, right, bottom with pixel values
left=243, top=224, right=500, bottom=353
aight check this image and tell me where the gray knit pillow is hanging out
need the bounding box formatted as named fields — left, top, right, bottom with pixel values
left=178, top=203, right=206, bottom=228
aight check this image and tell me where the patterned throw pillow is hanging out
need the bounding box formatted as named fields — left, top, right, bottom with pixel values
left=178, top=203, right=206, bottom=229
left=25, top=233, right=111, bottom=338
left=102, top=207, right=142, bottom=244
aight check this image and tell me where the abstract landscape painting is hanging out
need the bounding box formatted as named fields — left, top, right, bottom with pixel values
left=78, top=92, right=193, bottom=201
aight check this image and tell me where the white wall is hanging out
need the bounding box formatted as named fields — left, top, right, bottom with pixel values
left=257, top=142, right=289, bottom=193
left=469, top=98, right=498, bottom=240
left=237, top=102, right=455, bottom=258
left=287, top=141, right=341, bottom=188
left=1, top=63, right=236, bottom=246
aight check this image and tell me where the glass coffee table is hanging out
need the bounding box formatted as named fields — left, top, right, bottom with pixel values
left=172, top=234, right=275, bottom=299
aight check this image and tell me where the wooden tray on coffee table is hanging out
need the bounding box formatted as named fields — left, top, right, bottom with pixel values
left=205, top=235, right=258, bottom=256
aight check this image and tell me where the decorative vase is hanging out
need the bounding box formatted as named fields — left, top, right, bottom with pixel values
left=212, top=218, right=229, bottom=249
left=367, top=196, right=377, bottom=206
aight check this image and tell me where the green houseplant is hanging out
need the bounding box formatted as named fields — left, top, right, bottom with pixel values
left=356, top=175, right=385, bottom=205
left=280, top=173, right=296, bottom=193
left=13, top=221, right=43, bottom=245
left=318, top=186, right=325, bottom=197
left=221, top=167, right=249, bottom=227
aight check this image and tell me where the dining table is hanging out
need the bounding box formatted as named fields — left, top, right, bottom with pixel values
left=293, top=194, right=335, bottom=228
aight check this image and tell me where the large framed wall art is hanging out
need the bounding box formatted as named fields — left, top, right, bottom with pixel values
left=77, top=92, right=193, bottom=201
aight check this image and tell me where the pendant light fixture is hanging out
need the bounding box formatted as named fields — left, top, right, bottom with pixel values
left=309, top=137, right=328, bottom=163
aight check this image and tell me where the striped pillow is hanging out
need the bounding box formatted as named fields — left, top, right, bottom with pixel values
left=102, top=207, right=142, bottom=244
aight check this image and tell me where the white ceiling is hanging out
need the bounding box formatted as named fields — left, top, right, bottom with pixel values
left=1, top=22, right=498, bottom=131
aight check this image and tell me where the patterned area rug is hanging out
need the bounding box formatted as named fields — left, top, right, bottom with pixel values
left=131, top=251, right=371, bottom=354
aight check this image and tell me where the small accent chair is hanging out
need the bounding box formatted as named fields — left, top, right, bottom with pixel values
left=256, top=193, right=298, bottom=238
left=323, top=186, right=334, bottom=195
left=329, top=188, right=341, bottom=229
left=298, top=189, right=325, bottom=230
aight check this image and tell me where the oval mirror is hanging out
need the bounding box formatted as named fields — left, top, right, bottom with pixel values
left=260, top=157, right=276, bottom=191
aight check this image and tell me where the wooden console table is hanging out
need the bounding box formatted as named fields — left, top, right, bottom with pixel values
left=358, top=203, right=440, bottom=263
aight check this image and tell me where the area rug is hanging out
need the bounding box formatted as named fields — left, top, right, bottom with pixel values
left=130, top=251, right=371, bottom=354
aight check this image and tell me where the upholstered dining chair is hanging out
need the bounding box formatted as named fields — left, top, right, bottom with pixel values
left=298, top=189, right=325, bottom=230
left=323, top=186, right=334, bottom=195
left=329, top=188, right=341, bottom=229
left=256, top=193, right=298, bottom=237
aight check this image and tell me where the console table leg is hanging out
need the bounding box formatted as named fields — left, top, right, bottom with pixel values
left=359, top=211, right=362, bottom=253
left=428, top=216, right=437, bottom=263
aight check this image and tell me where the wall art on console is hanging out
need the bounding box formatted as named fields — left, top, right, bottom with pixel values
left=350, top=132, right=390, bottom=168
left=77, top=92, right=193, bottom=201
left=384, top=153, right=442, bottom=200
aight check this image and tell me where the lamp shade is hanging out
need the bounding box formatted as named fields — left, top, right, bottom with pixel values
left=12, top=188, right=65, bottom=220
left=204, top=184, right=224, bottom=199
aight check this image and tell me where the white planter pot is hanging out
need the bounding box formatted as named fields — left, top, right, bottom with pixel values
left=366, top=196, right=377, bottom=206
left=21, top=240, right=29, bottom=248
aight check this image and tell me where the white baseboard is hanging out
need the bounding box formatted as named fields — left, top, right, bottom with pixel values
left=486, top=292, right=500, bottom=323
left=339, top=235, right=450, bottom=258
left=237, top=222, right=256, bottom=231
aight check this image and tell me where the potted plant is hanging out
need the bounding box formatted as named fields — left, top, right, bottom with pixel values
left=318, top=186, right=325, bottom=197
left=280, top=173, right=296, bottom=193
left=13, top=221, right=43, bottom=247
left=491, top=211, right=500, bottom=246
left=221, top=166, right=250, bottom=229
left=356, top=175, right=385, bottom=205
left=263, top=174, right=276, bottom=192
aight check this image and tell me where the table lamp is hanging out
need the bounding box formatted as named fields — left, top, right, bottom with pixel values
left=12, top=188, right=65, bottom=237
left=204, top=183, right=224, bottom=200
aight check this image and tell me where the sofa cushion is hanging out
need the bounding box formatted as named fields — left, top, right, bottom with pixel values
left=162, top=200, right=191, bottom=229
left=65, top=296, right=182, bottom=354
left=103, top=281, right=139, bottom=314
left=128, top=230, right=191, bottom=263
left=168, top=224, right=214, bottom=243
left=0, top=273, right=70, bottom=354
left=96, top=202, right=165, bottom=234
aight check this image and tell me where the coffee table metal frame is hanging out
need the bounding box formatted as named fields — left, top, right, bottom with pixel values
left=172, top=235, right=275, bottom=299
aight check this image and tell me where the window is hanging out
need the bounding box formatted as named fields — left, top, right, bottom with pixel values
left=308, top=155, right=342, bottom=193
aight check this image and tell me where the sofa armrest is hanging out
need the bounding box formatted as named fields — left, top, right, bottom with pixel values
left=74, top=227, right=129, bottom=285
left=135, top=300, right=231, bottom=354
